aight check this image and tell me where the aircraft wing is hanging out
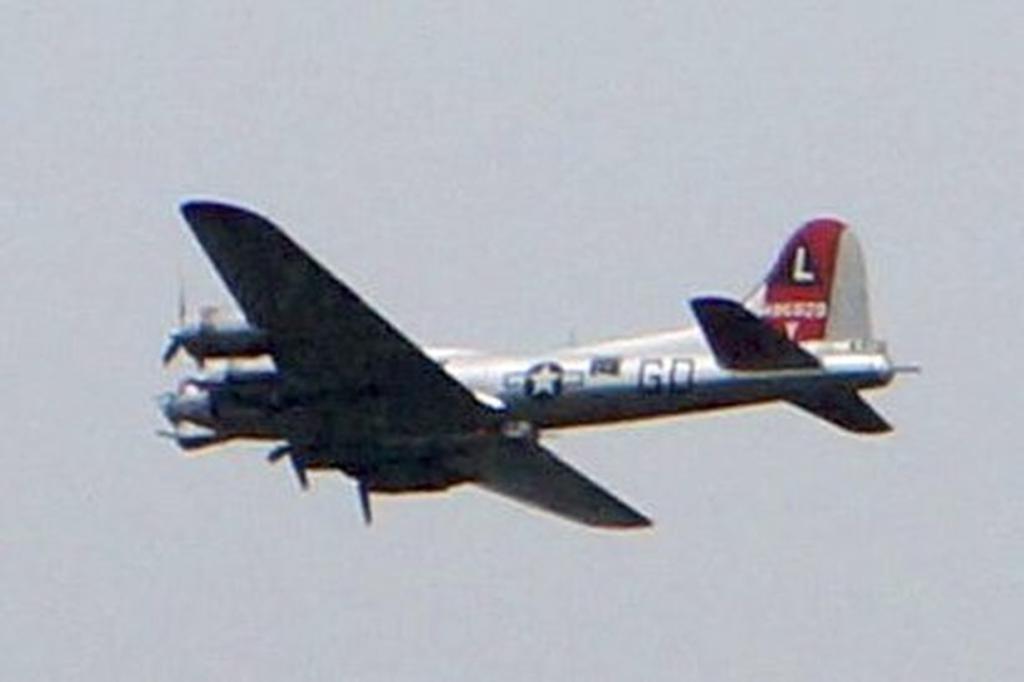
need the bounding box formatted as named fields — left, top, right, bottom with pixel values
left=179, top=202, right=650, bottom=529
left=180, top=201, right=495, bottom=439
left=450, top=438, right=652, bottom=529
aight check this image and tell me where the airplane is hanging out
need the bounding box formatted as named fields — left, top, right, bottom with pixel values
left=159, top=201, right=907, bottom=529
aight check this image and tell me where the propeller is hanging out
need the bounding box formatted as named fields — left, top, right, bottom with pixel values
left=161, top=338, right=182, bottom=366
left=156, top=392, right=178, bottom=424
left=177, top=276, right=186, bottom=327
left=267, top=444, right=374, bottom=526
left=156, top=429, right=221, bottom=451
left=358, top=481, right=373, bottom=526
left=161, top=278, right=188, bottom=366
left=267, top=444, right=308, bottom=490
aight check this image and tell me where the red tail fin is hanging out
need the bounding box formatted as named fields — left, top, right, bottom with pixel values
left=746, top=218, right=856, bottom=342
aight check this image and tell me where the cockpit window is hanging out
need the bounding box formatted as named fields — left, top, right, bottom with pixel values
left=590, top=356, right=621, bottom=376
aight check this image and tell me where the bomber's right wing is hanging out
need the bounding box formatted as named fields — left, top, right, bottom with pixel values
left=449, top=439, right=652, bottom=529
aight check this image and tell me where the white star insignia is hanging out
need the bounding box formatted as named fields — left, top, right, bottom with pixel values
left=527, top=363, right=563, bottom=398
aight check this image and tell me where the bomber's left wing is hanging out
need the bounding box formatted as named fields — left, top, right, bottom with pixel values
left=180, top=201, right=495, bottom=441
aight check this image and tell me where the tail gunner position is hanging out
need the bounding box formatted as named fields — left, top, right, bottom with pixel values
left=159, top=202, right=907, bottom=529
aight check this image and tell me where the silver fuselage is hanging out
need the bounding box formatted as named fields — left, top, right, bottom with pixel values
left=161, top=325, right=893, bottom=444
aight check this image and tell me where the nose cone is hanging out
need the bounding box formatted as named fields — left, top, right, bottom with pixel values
left=158, top=389, right=212, bottom=425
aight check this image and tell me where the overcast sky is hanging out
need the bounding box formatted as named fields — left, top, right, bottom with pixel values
left=2, top=2, right=1022, bottom=680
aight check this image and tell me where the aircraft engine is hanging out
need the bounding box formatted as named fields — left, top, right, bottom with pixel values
left=162, top=308, right=270, bottom=366
left=187, top=368, right=290, bottom=432
left=159, top=383, right=213, bottom=426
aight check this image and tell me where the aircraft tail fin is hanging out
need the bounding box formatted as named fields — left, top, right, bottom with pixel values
left=744, top=218, right=873, bottom=343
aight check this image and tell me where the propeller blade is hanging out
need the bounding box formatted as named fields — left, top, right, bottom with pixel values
left=267, top=444, right=291, bottom=463
left=163, top=275, right=187, bottom=366
left=156, top=392, right=179, bottom=424
left=267, top=445, right=309, bottom=490
left=292, top=456, right=309, bottom=490
left=176, top=275, right=187, bottom=327
left=161, top=336, right=182, bottom=366
left=358, top=481, right=373, bottom=526
left=156, top=429, right=221, bottom=451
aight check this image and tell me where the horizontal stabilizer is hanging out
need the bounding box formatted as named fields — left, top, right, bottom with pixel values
left=691, top=297, right=819, bottom=370
left=787, top=387, right=892, bottom=434
left=451, top=439, right=652, bottom=529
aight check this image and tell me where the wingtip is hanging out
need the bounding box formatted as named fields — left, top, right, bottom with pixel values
left=689, top=296, right=746, bottom=326
left=180, top=199, right=251, bottom=222
left=616, top=514, right=655, bottom=530
left=179, top=199, right=215, bottom=219
left=868, top=420, right=895, bottom=435
left=690, top=295, right=733, bottom=308
left=591, top=508, right=654, bottom=530
left=180, top=199, right=234, bottom=218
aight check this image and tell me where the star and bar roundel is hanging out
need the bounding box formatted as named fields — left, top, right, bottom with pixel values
left=504, top=362, right=585, bottom=400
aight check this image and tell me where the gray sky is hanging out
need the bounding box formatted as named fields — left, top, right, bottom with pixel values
left=2, top=2, right=1022, bottom=680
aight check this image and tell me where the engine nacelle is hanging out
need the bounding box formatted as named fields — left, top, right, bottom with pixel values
left=163, top=311, right=270, bottom=366
left=159, top=384, right=213, bottom=425
left=189, top=364, right=280, bottom=390
left=181, top=320, right=270, bottom=361
left=162, top=362, right=289, bottom=441
left=200, top=367, right=284, bottom=419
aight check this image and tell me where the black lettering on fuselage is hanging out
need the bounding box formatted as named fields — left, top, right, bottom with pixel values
left=639, top=359, right=663, bottom=394
left=669, top=358, right=693, bottom=393
left=639, top=358, right=693, bottom=395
